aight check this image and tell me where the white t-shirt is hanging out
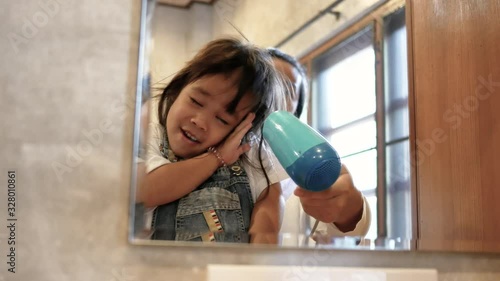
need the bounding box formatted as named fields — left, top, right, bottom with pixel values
left=144, top=101, right=289, bottom=203
left=280, top=178, right=371, bottom=236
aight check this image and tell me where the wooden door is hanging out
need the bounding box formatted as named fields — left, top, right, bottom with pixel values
left=407, top=0, right=500, bottom=252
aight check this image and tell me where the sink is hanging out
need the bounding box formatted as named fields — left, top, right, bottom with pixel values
left=206, top=265, right=437, bottom=281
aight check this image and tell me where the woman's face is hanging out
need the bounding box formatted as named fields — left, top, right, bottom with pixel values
left=166, top=73, right=255, bottom=159
left=273, top=58, right=303, bottom=114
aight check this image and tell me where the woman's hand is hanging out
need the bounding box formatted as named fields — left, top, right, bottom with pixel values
left=294, top=164, right=364, bottom=232
left=216, top=113, right=255, bottom=165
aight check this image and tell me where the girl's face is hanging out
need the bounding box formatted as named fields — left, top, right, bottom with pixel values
left=273, top=58, right=302, bottom=114
left=166, top=73, right=255, bottom=159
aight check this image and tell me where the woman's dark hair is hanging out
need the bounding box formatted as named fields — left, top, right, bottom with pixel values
left=157, top=37, right=286, bottom=188
left=267, top=47, right=308, bottom=118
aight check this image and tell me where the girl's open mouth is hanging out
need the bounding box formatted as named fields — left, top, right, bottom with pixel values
left=182, top=129, right=200, bottom=143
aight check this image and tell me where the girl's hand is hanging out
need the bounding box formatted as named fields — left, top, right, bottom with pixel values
left=216, top=113, right=255, bottom=165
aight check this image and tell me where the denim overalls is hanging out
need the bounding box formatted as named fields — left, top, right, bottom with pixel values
left=151, top=133, right=254, bottom=243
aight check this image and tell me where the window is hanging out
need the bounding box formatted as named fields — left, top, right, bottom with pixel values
left=383, top=7, right=411, bottom=239
left=310, top=7, right=409, bottom=240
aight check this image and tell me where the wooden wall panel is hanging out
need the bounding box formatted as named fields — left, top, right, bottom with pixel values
left=408, top=0, right=500, bottom=252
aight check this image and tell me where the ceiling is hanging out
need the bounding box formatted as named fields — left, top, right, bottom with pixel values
left=157, top=0, right=216, bottom=8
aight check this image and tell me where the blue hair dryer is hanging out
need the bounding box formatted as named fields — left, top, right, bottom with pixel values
left=263, top=111, right=341, bottom=192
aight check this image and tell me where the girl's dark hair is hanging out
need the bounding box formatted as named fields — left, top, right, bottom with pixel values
left=267, top=48, right=308, bottom=118
left=157, top=37, right=286, bottom=188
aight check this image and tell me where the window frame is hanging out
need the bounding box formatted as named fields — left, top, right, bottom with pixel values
left=299, top=0, right=413, bottom=241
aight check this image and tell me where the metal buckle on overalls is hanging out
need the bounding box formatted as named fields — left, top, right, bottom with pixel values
left=230, top=164, right=243, bottom=176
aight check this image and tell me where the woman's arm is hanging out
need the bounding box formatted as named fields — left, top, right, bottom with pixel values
left=321, top=195, right=371, bottom=237
left=249, top=183, right=285, bottom=244
left=294, top=164, right=364, bottom=232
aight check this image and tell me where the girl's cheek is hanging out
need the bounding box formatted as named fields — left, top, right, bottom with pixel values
left=214, top=128, right=232, bottom=143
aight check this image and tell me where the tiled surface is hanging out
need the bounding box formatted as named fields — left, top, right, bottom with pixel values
left=0, top=1, right=499, bottom=281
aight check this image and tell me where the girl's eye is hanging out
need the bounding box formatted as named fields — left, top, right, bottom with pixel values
left=216, top=116, right=229, bottom=125
left=190, top=98, right=202, bottom=107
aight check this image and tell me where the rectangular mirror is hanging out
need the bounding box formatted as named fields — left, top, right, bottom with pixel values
left=129, top=0, right=408, bottom=250
left=128, top=0, right=500, bottom=253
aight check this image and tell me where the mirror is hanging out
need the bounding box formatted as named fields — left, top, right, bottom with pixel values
left=129, top=0, right=411, bottom=250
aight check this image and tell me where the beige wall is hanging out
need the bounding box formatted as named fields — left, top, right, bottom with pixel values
left=150, top=0, right=382, bottom=85
left=1, top=0, right=500, bottom=280
left=150, top=3, right=213, bottom=87
left=212, top=0, right=383, bottom=57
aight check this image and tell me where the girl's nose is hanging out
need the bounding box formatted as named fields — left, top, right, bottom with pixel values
left=191, top=115, right=207, bottom=131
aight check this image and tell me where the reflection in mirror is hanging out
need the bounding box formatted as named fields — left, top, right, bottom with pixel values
left=130, top=0, right=412, bottom=250
left=311, top=6, right=410, bottom=240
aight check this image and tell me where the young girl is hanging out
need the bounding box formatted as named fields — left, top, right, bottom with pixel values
left=138, top=38, right=289, bottom=244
